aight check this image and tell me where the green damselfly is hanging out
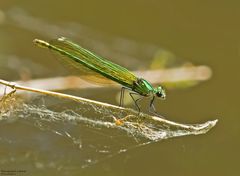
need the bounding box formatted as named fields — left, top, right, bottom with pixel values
left=33, top=37, right=166, bottom=115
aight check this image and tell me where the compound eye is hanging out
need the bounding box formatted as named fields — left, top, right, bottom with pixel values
left=155, top=86, right=166, bottom=99
left=156, top=91, right=163, bottom=98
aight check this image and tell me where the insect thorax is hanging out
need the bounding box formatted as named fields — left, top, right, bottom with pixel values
left=132, top=78, right=155, bottom=96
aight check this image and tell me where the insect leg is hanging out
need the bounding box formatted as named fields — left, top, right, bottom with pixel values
left=119, top=87, right=126, bottom=107
left=129, top=92, right=143, bottom=114
left=149, top=96, right=166, bottom=118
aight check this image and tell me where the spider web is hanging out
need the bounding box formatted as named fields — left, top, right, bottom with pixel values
left=0, top=91, right=217, bottom=169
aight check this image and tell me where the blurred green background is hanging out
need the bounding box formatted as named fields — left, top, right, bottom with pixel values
left=0, top=0, right=239, bottom=175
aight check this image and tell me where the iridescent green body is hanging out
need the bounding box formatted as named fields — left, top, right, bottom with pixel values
left=33, top=37, right=166, bottom=113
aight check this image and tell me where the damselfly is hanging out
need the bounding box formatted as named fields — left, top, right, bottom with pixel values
left=34, top=37, right=166, bottom=115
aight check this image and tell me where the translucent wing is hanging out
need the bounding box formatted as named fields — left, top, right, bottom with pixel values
left=49, top=37, right=138, bottom=88
left=49, top=42, right=115, bottom=85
